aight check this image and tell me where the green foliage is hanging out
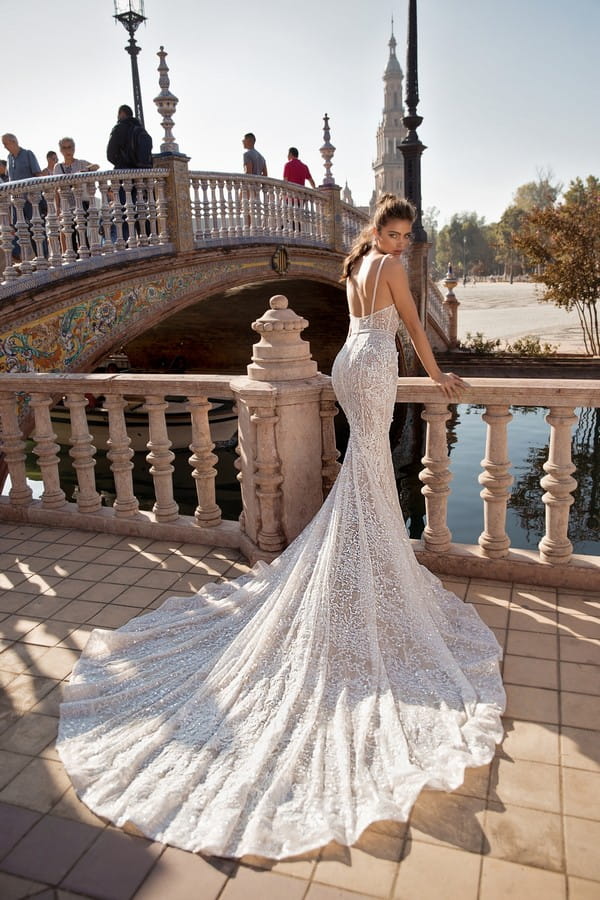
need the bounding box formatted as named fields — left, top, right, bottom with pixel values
left=513, top=175, right=600, bottom=356
left=503, top=336, right=558, bottom=356
left=434, top=212, right=496, bottom=280
left=461, top=332, right=502, bottom=355
left=460, top=333, right=558, bottom=357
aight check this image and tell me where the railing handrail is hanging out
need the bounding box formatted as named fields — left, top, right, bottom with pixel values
left=4, top=372, right=599, bottom=403
left=0, top=168, right=169, bottom=192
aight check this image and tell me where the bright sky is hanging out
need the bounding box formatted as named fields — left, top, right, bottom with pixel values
left=5, top=0, right=598, bottom=227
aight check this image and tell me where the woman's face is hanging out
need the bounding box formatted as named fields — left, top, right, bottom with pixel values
left=60, top=141, right=75, bottom=160
left=374, top=218, right=413, bottom=256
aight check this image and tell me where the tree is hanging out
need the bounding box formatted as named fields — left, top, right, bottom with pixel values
left=435, top=212, right=495, bottom=280
left=514, top=176, right=600, bottom=356
left=490, top=171, right=562, bottom=281
left=422, top=206, right=440, bottom=278
left=488, top=204, right=527, bottom=282
left=513, top=168, right=562, bottom=212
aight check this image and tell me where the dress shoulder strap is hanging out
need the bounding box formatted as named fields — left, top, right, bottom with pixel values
left=370, top=254, right=389, bottom=315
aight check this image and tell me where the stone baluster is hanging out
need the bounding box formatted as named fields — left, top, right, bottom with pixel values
left=57, top=186, right=76, bottom=264
left=190, top=175, right=202, bottom=240
left=0, top=195, right=18, bottom=280
left=99, top=182, right=117, bottom=252
left=64, top=393, right=101, bottom=513
left=273, top=184, right=285, bottom=233
left=145, top=395, right=179, bottom=522
left=104, top=393, right=139, bottom=517
left=443, top=265, right=460, bottom=349
left=478, top=404, right=513, bottom=558
left=240, top=181, right=251, bottom=237
left=29, top=194, right=48, bottom=270
left=226, top=178, right=239, bottom=238
left=209, top=177, right=219, bottom=235
left=187, top=395, right=221, bottom=527
left=44, top=192, right=62, bottom=265
left=72, top=184, right=90, bottom=259
left=121, top=178, right=136, bottom=247
left=154, top=175, right=169, bottom=244
left=251, top=402, right=285, bottom=552
left=134, top=176, right=150, bottom=247
left=13, top=197, right=35, bottom=273
left=419, top=403, right=452, bottom=551
left=539, top=406, right=578, bottom=565
left=199, top=177, right=210, bottom=239
left=30, top=394, right=67, bottom=509
left=146, top=179, right=159, bottom=245
left=0, top=397, right=33, bottom=506
left=217, top=180, right=228, bottom=239
left=320, top=392, right=340, bottom=496
left=86, top=179, right=102, bottom=255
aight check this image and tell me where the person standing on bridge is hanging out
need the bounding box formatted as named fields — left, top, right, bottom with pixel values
left=283, top=146, right=316, bottom=188
left=242, top=132, right=268, bottom=176
left=106, top=104, right=153, bottom=243
left=2, top=133, right=43, bottom=262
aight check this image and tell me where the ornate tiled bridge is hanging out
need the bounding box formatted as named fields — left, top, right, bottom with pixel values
left=0, top=159, right=451, bottom=375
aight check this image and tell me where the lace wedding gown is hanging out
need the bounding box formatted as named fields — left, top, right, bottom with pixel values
left=58, top=256, right=505, bottom=860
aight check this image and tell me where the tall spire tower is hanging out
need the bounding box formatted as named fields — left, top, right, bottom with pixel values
left=372, top=20, right=407, bottom=207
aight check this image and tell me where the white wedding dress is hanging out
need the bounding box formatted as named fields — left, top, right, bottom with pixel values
left=58, top=256, right=505, bottom=860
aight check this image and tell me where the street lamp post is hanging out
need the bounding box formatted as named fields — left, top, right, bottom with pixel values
left=113, top=1, right=147, bottom=127
left=462, top=234, right=467, bottom=286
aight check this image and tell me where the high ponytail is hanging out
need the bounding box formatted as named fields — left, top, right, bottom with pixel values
left=341, top=193, right=416, bottom=280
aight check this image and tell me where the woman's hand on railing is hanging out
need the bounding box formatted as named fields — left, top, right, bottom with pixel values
left=431, top=371, right=469, bottom=401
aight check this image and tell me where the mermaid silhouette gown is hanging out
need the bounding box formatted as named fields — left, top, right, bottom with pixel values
left=57, top=255, right=505, bottom=860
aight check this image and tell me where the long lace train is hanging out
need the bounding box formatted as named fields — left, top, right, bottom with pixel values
left=58, top=300, right=505, bottom=859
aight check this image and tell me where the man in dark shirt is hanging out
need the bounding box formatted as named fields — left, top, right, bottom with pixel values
left=106, top=105, right=153, bottom=243
left=107, top=104, right=152, bottom=169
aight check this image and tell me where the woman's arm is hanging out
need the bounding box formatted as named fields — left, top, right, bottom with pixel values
left=387, top=259, right=467, bottom=399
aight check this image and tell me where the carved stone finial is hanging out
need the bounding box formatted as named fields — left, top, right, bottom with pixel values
left=319, top=113, right=337, bottom=188
left=153, top=46, right=180, bottom=153
left=247, top=295, right=318, bottom=381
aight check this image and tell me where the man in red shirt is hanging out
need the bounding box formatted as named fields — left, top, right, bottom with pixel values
left=283, top=147, right=316, bottom=188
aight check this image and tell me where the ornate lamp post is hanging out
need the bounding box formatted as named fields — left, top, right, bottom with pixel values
left=113, top=0, right=147, bottom=127
left=463, top=234, right=467, bottom=286
left=399, top=0, right=426, bottom=242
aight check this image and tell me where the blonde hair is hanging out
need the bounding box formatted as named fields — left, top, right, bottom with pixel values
left=341, top=193, right=416, bottom=279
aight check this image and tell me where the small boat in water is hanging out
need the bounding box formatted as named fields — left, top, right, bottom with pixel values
left=50, top=397, right=238, bottom=453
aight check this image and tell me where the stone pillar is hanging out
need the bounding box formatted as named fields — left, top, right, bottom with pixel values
left=321, top=185, right=345, bottom=254
left=408, top=240, right=429, bottom=326
left=232, top=295, right=331, bottom=563
left=443, top=264, right=460, bottom=349
left=539, top=406, right=578, bottom=565
left=155, top=153, right=194, bottom=253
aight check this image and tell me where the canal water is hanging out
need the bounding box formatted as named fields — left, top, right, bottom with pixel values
left=20, top=404, right=599, bottom=556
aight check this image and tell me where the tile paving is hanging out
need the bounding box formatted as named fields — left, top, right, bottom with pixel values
left=0, top=522, right=599, bottom=900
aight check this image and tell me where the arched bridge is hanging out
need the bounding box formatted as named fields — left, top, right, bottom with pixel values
left=0, top=158, right=451, bottom=374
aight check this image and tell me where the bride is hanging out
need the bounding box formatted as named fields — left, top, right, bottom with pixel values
left=58, top=194, right=505, bottom=860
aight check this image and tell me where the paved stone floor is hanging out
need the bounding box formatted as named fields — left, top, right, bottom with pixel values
left=0, top=522, right=599, bottom=900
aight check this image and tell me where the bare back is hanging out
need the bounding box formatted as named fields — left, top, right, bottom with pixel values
left=347, top=252, right=395, bottom=318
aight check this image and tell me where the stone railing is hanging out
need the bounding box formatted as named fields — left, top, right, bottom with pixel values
left=0, top=169, right=171, bottom=294
left=427, top=278, right=450, bottom=338
left=189, top=172, right=330, bottom=247
left=0, top=295, right=598, bottom=589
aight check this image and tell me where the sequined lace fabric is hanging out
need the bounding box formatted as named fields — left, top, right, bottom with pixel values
left=58, top=256, right=506, bottom=860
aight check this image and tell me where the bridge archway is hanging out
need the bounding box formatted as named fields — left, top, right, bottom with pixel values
left=0, top=245, right=346, bottom=375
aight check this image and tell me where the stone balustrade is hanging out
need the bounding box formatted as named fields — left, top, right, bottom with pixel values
left=0, top=170, right=171, bottom=291
left=1, top=363, right=598, bottom=589
left=188, top=172, right=332, bottom=247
